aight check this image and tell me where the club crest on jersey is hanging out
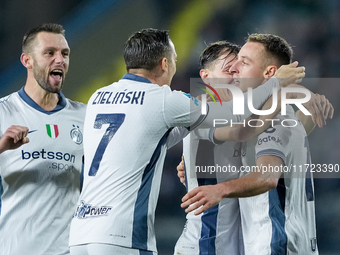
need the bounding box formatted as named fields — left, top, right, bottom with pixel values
left=46, top=124, right=59, bottom=139
left=70, top=125, right=83, bottom=145
left=74, top=201, right=112, bottom=219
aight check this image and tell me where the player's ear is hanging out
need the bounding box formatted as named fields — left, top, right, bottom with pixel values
left=21, top=53, right=33, bottom=69
left=200, top=69, right=210, bottom=84
left=160, top=57, right=168, bottom=73
left=263, top=65, right=277, bottom=78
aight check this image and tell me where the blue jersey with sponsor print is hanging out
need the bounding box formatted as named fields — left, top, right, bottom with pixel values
left=0, top=88, right=86, bottom=255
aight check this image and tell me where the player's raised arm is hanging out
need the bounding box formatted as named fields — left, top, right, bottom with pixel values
left=0, top=125, right=29, bottom=154
left=285, top=84, right=334, bottom=131
left=213, top=95, right=280, bottom=142
left=213, top=83, right=334, bottom=142
left=299, top=93, right=334, bottom=131
left=196, top=62, right=305, bottom=129
left=274, top=61, right=305, bottom=85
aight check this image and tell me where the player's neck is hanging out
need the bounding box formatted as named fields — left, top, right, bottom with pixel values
left=24, top=82, right=60, bottom=111
left=128, top=69, right=164, bottom=87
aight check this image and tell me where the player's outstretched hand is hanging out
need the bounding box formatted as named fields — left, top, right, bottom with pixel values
left=303, top=93, right=334, bottom=128
left=275, top=61, right=305, bottom=87
left=177, top=157, right=186, bottom=186
left=0, top=125, right=29, bottom=154
left=181, top=184, right=224, bottom=215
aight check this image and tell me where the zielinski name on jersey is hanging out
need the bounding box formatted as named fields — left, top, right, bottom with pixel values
left=74, top=200, right=112, bottom=219
left=92, top=90, right=145, bottom=105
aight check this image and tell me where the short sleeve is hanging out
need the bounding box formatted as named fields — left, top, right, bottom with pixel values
left=193, top=128, right=210, bottom=140
left=166, top=127, right=190, bottom=149
left=162, top=87, right=204, bottom=129
left=255, top=122, right=292, bottom=165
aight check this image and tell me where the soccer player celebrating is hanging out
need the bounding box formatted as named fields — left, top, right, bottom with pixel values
left=174, top=41, right=245, bottom=255
left=175, top=38, right=332, bottom=255
left=181, top=34, right=333, bottom=254
left=69, top=28, right=304, bottom=255
left=0, top=23, right=86, bottom=255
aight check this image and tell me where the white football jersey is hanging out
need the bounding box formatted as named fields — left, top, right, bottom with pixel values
left=69, top=74, right=280, bottom=253
left=239, top=106, right=318, bottom=255
left=69, top=74, right=202, bottom=253
left=0, top=88, right=86, bottom=255
left=175, top=129, right=244, bottom=255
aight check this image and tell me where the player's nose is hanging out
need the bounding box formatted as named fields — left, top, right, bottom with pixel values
left=54, top=51, right=65, bottom=65
left=229, top=61, right=239, bottom=74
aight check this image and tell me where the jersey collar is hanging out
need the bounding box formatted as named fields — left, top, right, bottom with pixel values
left=121, top=73, right=152, bottom=84
left=18, top=87, right=67, bottom=115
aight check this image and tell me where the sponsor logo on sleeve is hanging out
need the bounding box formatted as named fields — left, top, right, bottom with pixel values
left=257, top=135, right=283, bottom=146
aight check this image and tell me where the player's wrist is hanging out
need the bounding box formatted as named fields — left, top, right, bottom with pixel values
left=269, top=76, right=281, bottom=90
left=218, top=182, right=231, bottom=199
left=0, top=140, right=7, bottom=154
left=286, top=85, right=310, bottom=99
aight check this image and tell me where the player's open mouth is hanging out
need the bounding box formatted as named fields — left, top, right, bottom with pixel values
left=233, top=78, right=240, bottom=85
left=50, top=69, right=63, bottom=82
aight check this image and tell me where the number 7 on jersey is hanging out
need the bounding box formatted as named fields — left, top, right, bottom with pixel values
left=89, top=113, right=125, bottom=176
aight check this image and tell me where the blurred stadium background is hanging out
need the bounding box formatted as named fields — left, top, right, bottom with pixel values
left=0, top=0, right=339, bottom=254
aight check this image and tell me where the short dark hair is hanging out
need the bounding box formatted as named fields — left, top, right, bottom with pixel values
left=199, top=41, right=240, bottom=70
left=22, top=23, right=65, bottom=53
left=247, top=33, right=293, bottom=66
left=124, top=28, right=173, bottom=71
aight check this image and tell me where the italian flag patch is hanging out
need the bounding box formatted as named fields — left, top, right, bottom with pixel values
left=46, top=124, right=59, bottom=139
